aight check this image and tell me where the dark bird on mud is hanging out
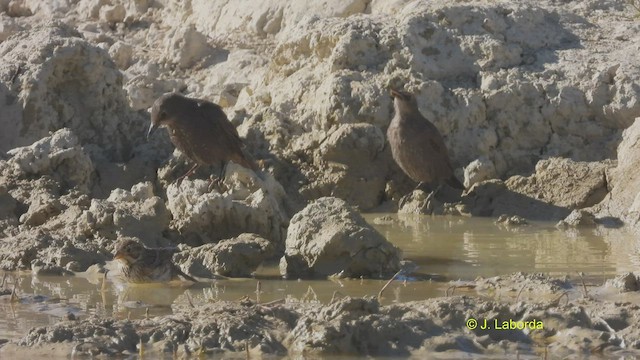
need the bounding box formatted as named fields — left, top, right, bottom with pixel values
left=148, top=92, right=258, bottom=183
left=387, top=88, right=464, bottom=192
left=113, top=239, right=196, bottom=283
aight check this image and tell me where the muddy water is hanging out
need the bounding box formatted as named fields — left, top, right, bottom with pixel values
left=1, top=214, right=638, bottom=341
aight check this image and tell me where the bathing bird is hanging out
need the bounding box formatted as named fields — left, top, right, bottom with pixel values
left=113, top=239, right=196, bottom=283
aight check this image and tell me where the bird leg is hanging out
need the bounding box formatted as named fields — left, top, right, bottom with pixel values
left=176, top=163, right=200, bottom=184
left=432, top=183, right=444, bottom=198
left=207, top=161, right=228, bottom=193
left=415, top=182, right=434, bottom=194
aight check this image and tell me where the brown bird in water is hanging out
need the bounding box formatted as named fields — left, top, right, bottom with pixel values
left=148, top=92, right=258, bottom=182
left=387, top=88, right=464, bottom=191
left=113, top=239, right=196, bottom=283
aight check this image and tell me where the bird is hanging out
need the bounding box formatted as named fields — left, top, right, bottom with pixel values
left=147, top=92, right=258, bottom=183
left=113, top=239, right=197, bottom=283
left=387, top=88, right=464, bottom=193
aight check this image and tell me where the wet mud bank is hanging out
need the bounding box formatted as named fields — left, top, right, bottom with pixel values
left=3, top=273, right=640, bottom=358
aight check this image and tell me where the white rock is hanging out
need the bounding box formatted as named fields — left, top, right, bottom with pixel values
left=109, top=41, right=133, bottom=69
left=464, top=156, right=497, bottom=188
left=164, top=25, right=212, bottom=69
left=4, top=128, right=94, bottom=192
left=99, top=4, right=126, bottom=24
left=166, top=163, right=289, bottom=244
left=280, top=197, right=401, bottom=278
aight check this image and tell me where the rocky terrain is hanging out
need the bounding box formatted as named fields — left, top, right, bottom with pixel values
left=1, top=0, right=640, bottom=357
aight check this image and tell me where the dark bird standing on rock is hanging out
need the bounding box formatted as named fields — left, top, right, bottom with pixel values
left=113, top=239, right=197, bottom=283
left=147, top=92, right=258, bottom=183
left=387, top=88, right=464, bottom=192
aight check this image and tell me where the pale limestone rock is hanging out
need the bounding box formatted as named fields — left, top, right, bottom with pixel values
left=177, top=233, right=274, bottom=278
left=99, top=4, right=126, bottom=24
left=557, top=209, right=597, bottom=228
left=464, top=156, right=497, bottom=189
left=77, top=181, right=169, bottom=241
left=0, top=13, right=19, bottom=41
left=593, top=118, right=640, bottom=231
left=164, top=25, right=213, bottom=69
left=109, top=41, right=133, bottom=69
left=463, top=158, right=613, bottom=221
left=0, top=23, right=140, bottom=160
left=3, top=128, right=94, bottom=192
left=166, top=164, right=289, bottom=245
left=280, top=197, right=401, bottom=278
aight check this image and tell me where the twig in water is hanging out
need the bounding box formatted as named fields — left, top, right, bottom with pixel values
left=301, top=286, right=318, bottom=302
left=10, top=65, right=21, bottom=83
left=329, top=291, right=345, bottom=304
left=378, top=269, right=403, bottom=301
left=139, top=338, right=144, bottom=358
left=259, top=298, right=285, bottom=307
left=515, top=284, right=527, bottom=302
left=186, top=291, right=195, bottom=308
left=101, top=271, right=108, bottom=292
left=445, top=284, right=476, bottom=297
left=577, top=272, right=589, bottom=298
left=255, top=281, right=261, bottom=304
left=10, top=285, right=18, bottom=303
left=550, top=291, right=570, bottom=306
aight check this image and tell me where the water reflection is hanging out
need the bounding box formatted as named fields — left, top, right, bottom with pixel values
left=365, top=214, right=639, bottom=280
left=1, top=214, right=639, bottom=342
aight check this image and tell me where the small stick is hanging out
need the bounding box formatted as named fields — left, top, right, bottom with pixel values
left=255, top=281, right=261, bottom=304
left=515, top=284, right=527, bottom=302
left=329, top=291, right=344, bottom=304
left=551, top=291, right=570, bottom=306
left=258, top=298, right=285, bottom=307
left=101, top=271, right=108, bottom=292
left=577, top=272, right=589, bottom=298
left=10, top=285, right=18, bottom=303
left=10, top=65, right=21, bottom=83
left=186, top=291, right=195, bottom=308
left=377, top=269, right=403, bottom=301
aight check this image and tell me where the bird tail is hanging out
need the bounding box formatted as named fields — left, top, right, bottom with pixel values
left=446, top=175, right=465, bottom=190
left=175, top=266, right=198, bottom=283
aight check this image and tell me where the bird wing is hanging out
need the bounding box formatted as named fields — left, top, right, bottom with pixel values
left=196, top=101, right=244, bottom=148
left=399, top=118, right=456, bottom=183
left=194, top=100, right=258, bottom=170
left=140, top=248, right=175, bottom=269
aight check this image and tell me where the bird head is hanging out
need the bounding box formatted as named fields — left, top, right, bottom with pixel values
left=390, top=88, right=419, bottom=115
left=113, top=239, right=144, bottom=265
left=148, top=92, right=183, bottom=140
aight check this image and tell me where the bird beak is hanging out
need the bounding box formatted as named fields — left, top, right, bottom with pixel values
left=390, top=88, right=401, bottom=99
left=147, top=123, right=158, bottom=140
left=113, top=251, right=125, bottom=261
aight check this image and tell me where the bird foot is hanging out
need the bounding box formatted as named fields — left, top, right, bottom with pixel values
left=207, top=176, right=228, bottom=193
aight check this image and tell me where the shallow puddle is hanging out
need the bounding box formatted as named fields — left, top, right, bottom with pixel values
left=1, top=214, right=639, bottom=343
